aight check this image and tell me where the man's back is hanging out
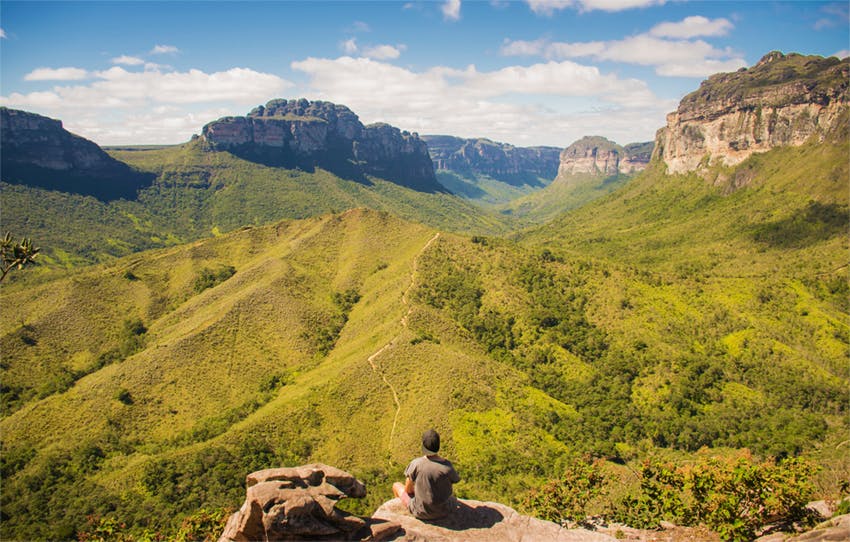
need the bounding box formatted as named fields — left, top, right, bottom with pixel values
left=405, top=455, right=460, bottom=520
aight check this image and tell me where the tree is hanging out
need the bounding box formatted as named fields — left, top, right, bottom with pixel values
left=0, top=232, right=40, bottom=282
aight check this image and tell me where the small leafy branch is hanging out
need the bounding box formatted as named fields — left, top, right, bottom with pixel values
left=0, top=232, right=40, bottom=282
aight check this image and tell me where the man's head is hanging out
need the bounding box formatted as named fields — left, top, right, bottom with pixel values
left=422, top=429, right=440, bottom=455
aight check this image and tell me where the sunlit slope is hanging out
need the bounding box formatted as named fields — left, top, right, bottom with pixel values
left=0, top=209, right=565, bottom=539
left=502, top=171, right=631, bottom=224
left=522, top=138, right=848, bottom=277
left=0, top=140, right=509, bottom=268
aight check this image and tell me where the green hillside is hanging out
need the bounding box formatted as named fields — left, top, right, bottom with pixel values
left=502, top=171, right=632, bottom=224
left=2, top=135, right=848, bottom=539
left=0, top=139, right=509, bottom=270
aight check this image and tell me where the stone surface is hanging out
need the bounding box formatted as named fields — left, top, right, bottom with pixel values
left=423, top=135, right=562, bottom=185
left=555, top=136, right=652, bottom=180
left=372, top=498, right=616, bottom=541
left=202, top=99, right=441, bottom=192
left=754, top=514, right=850, bottom=542
left=655, top=52, right=849, bottom=176
left=218, top=464, right=400, bottom=542
left=0, top=107, right=151, bottom=200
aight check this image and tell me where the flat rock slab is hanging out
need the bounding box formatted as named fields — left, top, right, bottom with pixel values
left=372, top=498, right=616, bottom=542
left=755, top=514, right=850, bottom=542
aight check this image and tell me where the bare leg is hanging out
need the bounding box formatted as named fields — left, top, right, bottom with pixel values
left=392, top=482, right=411, bottom=507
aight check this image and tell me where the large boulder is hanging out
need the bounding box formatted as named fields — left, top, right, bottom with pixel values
left=372, top=498, right=617, bottom=542
left=218, top=464, right=400, bottom=542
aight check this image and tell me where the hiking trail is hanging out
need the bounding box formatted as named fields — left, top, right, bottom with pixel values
left=367, top=232, right=440, bottom=464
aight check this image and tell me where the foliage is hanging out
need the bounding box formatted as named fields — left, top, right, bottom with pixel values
left=521, top=455, right=607, bottom=523
left=0, top=231, right=39, bottom=282
left=193, top=265, right=236, bottom=293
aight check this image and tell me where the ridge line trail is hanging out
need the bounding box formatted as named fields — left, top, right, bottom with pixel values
left=367, top=232, right=441, bottom=463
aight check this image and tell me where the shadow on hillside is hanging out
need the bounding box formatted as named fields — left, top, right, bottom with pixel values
left=0, top=162, right=156, bottom=202
left=228, top=146, right=374, bottom=187
left=751, top=201, right=848, bottom=248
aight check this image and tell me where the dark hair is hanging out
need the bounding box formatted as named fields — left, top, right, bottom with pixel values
left=422, top=429, right=440, bottom=454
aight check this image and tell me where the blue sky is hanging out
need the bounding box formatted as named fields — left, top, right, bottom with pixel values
left=1, top=1, right=847, bottom=146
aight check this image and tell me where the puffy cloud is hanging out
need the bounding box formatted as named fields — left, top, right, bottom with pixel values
left=442, top=0, right=461, bottom=21
left=341, top=38, right=359, bottom=55
left=2, top=66, right=291, bottom=144
left=24, top=67, right=89, bottom=81
left=527, top=0, right=663, bottom=15
left=501, top=32, right=746, bottom=77
left=362, top=44, right=406, bottom=60
left=111, top=55, right=145, bottom=66
left=290, top=55, right=671, bottom=146
left=151, top=44, right=179, bottom=54
left=649, top=16, right=733, bottom=38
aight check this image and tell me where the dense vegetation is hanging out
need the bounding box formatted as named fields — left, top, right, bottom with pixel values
left=0, top=139, right=509, bottom=270
left=0, top=111, right=847, bottom=540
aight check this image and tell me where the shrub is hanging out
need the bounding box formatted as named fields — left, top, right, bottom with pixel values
left=521, top=456, right=607, bottom=524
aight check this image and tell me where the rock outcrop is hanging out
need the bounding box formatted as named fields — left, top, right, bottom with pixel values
left=655, top=52, right=849, bottom=175
left=555, top=136, right=652, bottom=180
left=422, top=135, right=561, bottom=185
left=373, top=498, right=616, bottom=541
left=0, top=107, right=152, bottom=200
left=218, top=464, right=400, bottom=542
left=202, top=99, right=441, bottom=192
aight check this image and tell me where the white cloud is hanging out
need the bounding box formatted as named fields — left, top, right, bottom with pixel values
left=349, top=21, right=371, bottom=33
left=526, top=0, right=663, bottom=15
left=111, top=55, right=145, bottom=66
left=362, top=44, right=406, bottom=60
left=290, top=55, right=670, bottom=146
left=649, top=16, right=733, bottom=38
left=833, top=49, right=850, bottom=59
left=442, top=0, right=461, bottom=21
left=341, top=38, right=359, bottom=55
left=502, top=32, right=746, bottom=77
left=2, top=66, right=291, bottom=144
left=0, top=28, right=6, bottom=39
left=151, top=44, right=179, bottom=55
left=24, top=67, right=89, bottom=81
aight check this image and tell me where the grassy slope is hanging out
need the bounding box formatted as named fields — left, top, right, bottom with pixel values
left=434, top=169, right=553, bottom=207
left=0, top=141, right=509, bottom=269
left=502, top=172, right=632, bottom=225
left=1, top=136, right=847, bottom=540
left=0, top=210, right=568, bottom=540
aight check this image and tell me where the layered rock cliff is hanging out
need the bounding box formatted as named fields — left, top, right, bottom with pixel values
left=0, top=107, right=151, bottom=200
left=656, top=52, right=849, bottom=175
left=422, top=135, right=561, bottom=185
left=202, top=99, right=441, bottom=192
left=555, top=136, right=652, bottom=180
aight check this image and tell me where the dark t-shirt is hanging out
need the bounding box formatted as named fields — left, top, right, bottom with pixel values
left=404, top=455, right=460, bottom=519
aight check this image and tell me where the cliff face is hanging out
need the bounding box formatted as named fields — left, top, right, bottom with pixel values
left=556, top=136, right=652, bottom=180
left=656, top=52, right=849, bottom=175
left=202, top=99, right=441, bottom=192
left=0, top=107, right=151, bottom=200
left=423, top=135, right=561, bottom=185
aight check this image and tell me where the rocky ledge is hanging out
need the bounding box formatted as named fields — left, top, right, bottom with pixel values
left=556, top=136, right=652, bottom=180
left=422, top=135, right=562, bottom=186
left=218, top=464, right=613, bottom=542
left=655, top=52, right=849, bottom=175
left=0, top=107, right=152, bottom=200
left=202, top=99, right=441, bottom=192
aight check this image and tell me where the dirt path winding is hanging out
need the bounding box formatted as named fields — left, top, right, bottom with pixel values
left=367, top=232, right=440, bottom=462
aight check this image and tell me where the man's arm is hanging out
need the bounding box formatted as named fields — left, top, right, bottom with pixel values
left=404, top=477, right=415, bottom=496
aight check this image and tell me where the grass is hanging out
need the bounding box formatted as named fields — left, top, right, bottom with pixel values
left=0, top=128, right=847, bottom=540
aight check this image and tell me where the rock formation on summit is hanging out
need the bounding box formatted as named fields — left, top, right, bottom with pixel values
left=555, top=136, right=652, bottom=180
left=202, top=99, right=442, bottom=193
left=423, top=135, right=561, bottom=185
left=0, top=107, right=152, bottom=200
left=218, top=464, right=400, bottom=542
left=655, top=52, right=849, bottom=175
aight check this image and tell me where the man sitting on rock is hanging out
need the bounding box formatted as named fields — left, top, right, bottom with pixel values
left=392, top=429, right=461, bottom=520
